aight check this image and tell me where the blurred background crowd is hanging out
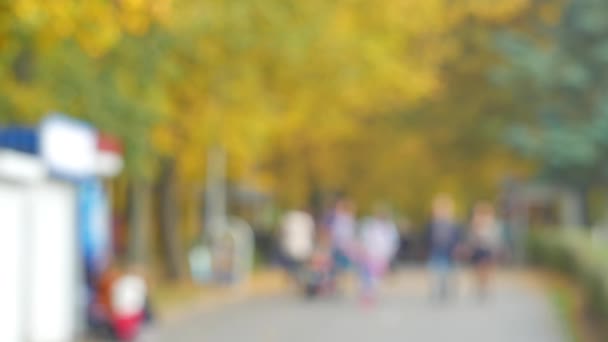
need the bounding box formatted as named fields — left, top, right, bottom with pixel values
left=3, top=0, right=608, bottom=341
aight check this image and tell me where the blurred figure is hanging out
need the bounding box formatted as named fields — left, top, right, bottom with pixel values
left=424, top=194, right=464, bottom=302
left=496, top=201, right=516, bottom=265
left=302, top=229, right=335, bottom=297
left=357, top=204, right=400, bottom=306
left=89, top=263, right=121, bottom=337
left=279, top=208, right=316, bottom=281
left=468, top=202, right=503, bottom=300
left=91, top=263, right=152, bottom=341
left=111, top=272, right=149, bottom=341
left=323, top=197, right=357, bottom=290
left=395, top=216, right=412, bottom=263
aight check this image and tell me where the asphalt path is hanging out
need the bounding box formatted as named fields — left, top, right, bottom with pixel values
left=152, top=269, right=566, bottom=342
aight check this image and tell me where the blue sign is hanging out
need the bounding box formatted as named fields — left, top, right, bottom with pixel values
left=0, top=126, right=39, bottom=155
left=78, top=179, right=111, bottom=284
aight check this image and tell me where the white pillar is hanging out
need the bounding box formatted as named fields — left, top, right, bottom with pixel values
left=27, top=181, right=78, bottom=342
left=0, top=183, right=27, bottom=342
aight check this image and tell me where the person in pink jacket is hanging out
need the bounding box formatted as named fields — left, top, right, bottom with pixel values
left=357, top=205, right=400, bottom=306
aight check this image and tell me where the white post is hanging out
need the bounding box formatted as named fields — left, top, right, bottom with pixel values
left=0, top=182, right=27, bottom=342
left=205, top=146, right=227, bottom=239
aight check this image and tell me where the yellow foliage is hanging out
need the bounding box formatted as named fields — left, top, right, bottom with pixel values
left=463, top=0, right=530, bottom=23
left=2, top=0, right=537, bottom=218
left=539, top=1, right=563, bottom=26
left=6, top=0, right=172, bottom=58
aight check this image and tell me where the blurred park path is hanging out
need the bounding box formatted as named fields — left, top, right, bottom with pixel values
left=150, top=268, right=566, bottom=342
left=154, top=269, right=286, bottom=323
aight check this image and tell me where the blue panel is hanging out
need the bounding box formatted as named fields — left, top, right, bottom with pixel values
left=78, top=179, right=111, bottom=285
left=0, top=126, right=39, bottom=155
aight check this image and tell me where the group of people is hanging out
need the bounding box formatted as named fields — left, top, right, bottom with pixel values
left=278, top=198, right=400, bottom=305
left=425, top=194, right=506, bottom=302
left=278, top=193, right=508, bottom=305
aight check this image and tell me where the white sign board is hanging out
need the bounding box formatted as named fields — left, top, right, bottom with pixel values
left=0, top=149, right=46, bottom=183
left=40, top=115, right=97, bottom=180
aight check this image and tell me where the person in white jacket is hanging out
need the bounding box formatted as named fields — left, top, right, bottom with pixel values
left=279, top=209, right=316, bottom=278
left=357, top=205, right=400, bottom=305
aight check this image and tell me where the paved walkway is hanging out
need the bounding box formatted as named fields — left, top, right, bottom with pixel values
left=149, top=269, right=566, bottom=342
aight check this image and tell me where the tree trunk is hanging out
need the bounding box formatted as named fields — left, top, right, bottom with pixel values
left=577, top=185, right=591, bottom=228
left=13, top=47, right=34, bottom=83
left=158, top=158, right=182, bottom=280
left=191, top=184, right=203, bottom=242
left=308, top=181, right=323, bottom=220
left=127, top=178, right=151, bottom=266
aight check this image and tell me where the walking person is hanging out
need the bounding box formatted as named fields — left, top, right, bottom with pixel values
left=357, top=205, right=400, bottom=306
left=303, top=229, right=334, bottom=297
left=468, top=201, right=503, bottom=300
left=424, top=194, right=464, bottom=302
left=279, top=208, right=316, bottom=283
left=323, top=197, right=357, bottom=292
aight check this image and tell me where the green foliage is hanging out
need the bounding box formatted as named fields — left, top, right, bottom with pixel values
left=498, top=0, right=608, bottom=187
left=527, top=229, right=608, bottom=326
left=549, top=282, right=585, bottom=342
left=0, top=1, right=173, bottom=177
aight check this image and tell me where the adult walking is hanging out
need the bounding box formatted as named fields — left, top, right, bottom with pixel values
left=323, top=198, right=357, bottom=278
left=279, top=209, right=316, bottom=281
left=468, top=201, right=503, bottom=300
left=424, top=194, right=464, bottom=302
left=357, top=205, right=400, bottom=305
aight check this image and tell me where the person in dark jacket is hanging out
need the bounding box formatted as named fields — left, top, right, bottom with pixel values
left=424, top=194, right=464, bottom=302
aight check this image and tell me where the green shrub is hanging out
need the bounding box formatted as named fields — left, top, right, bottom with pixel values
left=527, top=229, right=608, bottom=329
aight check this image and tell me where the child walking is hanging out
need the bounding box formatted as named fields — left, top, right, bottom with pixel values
left=357, top=205, right=399, bottom=306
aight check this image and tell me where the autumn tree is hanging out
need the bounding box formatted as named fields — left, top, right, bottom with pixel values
left=497, top=0, right=608, bottom=225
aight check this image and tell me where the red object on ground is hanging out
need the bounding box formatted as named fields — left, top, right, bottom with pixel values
left=113, top=312, right=144, bottom=342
